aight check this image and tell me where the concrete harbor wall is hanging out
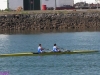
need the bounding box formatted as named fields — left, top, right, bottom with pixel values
left=0, top=11, right=100, bottom=32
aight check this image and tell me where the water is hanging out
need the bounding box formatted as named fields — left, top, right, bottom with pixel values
left=0, top=31, right=100, bottom=75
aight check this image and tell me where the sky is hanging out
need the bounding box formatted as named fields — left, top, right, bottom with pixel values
left=74, top=0, right=97, bottom=3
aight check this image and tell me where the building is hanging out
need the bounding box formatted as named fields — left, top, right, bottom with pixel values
left=0, top=0, right=74, bottom=10
left=41, top=0, right=74, bottom=10
left=0, top=0, right=7, bottom=10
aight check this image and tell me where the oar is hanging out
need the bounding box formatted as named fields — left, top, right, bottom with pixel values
left=45, top=49, right=50, bottom=50
left=57, top=47, right=65, bottom=50
left=43, top=48, right=52, bottom=53
left=58, top=47, right=70, bottom=52
left=44, top=48, right=50, bottom=50
left=43, top=48, right=52, bottom=52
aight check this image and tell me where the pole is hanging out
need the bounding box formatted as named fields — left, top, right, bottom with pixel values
left=54, top=0, right=56, bottom=10
left=7, top=0, right=9, bottom=10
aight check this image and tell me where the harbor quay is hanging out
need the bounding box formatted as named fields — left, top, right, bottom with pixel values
left=0, top=10, right=100, bottom=32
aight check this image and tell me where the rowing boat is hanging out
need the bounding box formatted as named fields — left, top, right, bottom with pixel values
left=0, top=50, right=99, bottom=57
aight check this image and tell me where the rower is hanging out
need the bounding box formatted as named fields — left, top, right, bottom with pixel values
left=38, top=44, right=44, bottom=53
left=53, top=44, right=61, bottom=52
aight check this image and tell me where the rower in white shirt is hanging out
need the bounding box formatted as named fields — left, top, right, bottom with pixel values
left=53, top=44, right=61, bottom=52
left=38, top=44, right=44, bottom=53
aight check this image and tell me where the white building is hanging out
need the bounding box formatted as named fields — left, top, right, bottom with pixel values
left=41, top=0, right=74, bottom=8
left=0, top=0, right=24, bottom=10
left=0, top=0, right=74, bottom=10
left=0, top=0, right=7, bottom=10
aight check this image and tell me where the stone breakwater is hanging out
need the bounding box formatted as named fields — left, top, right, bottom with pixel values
left=0, top=12, right=100, bottom=32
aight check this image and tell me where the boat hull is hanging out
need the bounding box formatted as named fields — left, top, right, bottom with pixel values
left=0, top=50, right=98, bottom=57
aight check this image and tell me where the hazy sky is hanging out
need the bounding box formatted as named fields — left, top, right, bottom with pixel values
left=74, top=0, right=96, bottom=3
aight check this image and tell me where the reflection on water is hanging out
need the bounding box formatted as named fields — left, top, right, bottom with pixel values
left=0, top=35, right=10, bottom=53
left=0, top=28, right=100, bottom=34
